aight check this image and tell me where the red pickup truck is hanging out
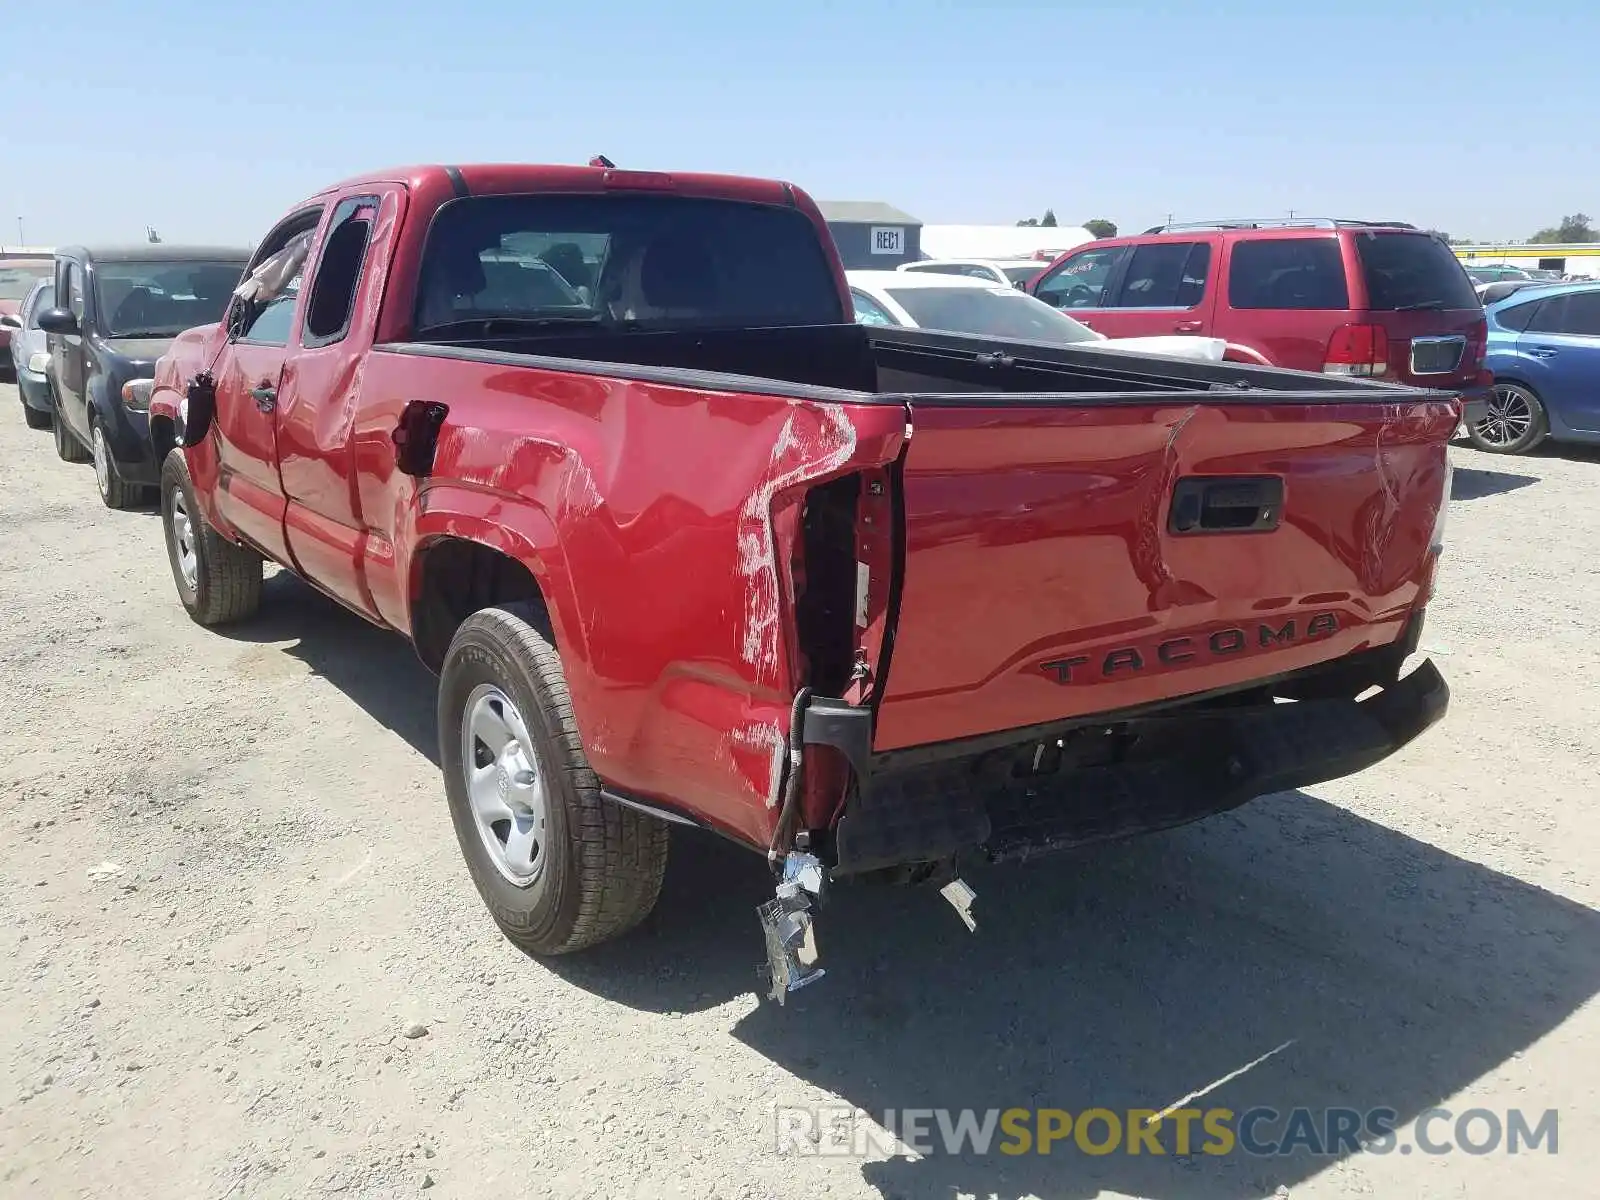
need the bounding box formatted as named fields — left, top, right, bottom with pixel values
left=147, top=162, right=1455, bottom=998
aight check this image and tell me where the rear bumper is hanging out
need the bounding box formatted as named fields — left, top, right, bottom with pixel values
left=1460, top=385, right=1490, bottom=428
left=808, top=649, right=1448, bottom=876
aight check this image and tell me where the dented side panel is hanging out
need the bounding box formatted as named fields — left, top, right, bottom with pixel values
left=871, top=397, right=1456, bottom=752
left=353, top=349, right=906, bottom=848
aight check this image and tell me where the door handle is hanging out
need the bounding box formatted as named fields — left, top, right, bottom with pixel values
left=250, top=382, right=277, bottom=411
left=1174, top=320, right=1204, bottom=333
left=1170, top=475, right=1284, bottom=534
left=1527, top=347, right=1558, bottom=358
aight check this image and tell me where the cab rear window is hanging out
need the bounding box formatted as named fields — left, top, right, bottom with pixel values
left=1354, top=233, right=1479, bottom=311
left=415, top=193, right=845, bottom=334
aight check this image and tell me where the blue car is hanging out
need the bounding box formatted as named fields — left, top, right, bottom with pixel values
left=1470, top=282, right=1600, bottom=453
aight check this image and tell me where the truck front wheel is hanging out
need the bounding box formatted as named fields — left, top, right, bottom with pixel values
left=160, top=449, right=263, bottom=625
left=438, top=604, right=668, bottom=955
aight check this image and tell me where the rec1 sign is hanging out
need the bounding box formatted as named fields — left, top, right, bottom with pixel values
left=870, top=227, right=905, bottom=255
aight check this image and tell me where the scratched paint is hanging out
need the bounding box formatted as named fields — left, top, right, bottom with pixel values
left=726, top=721, right=788, bottom=809
left=560, top=456, right=602, bottom=518
left=735, top=404, right=858, bottom=681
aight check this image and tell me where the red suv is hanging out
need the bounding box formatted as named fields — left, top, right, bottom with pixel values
left=1028, top=219, right=1490, bottom=402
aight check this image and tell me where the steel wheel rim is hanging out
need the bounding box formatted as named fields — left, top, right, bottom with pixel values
left=92, top=426, right=111, bottom=496
left=1476, top=385, right=1535, bottom=448
left=169, top=489, right=199, bottom=590
left=461, top=684, right=548, bottom=887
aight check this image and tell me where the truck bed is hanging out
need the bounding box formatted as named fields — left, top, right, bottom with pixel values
left=384, top=320, right=1414, bottom=401
left=371, top=323, right=1454, bottom=855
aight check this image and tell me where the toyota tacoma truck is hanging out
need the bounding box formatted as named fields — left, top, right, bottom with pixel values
left=146, top=162, right=1456, bottom=999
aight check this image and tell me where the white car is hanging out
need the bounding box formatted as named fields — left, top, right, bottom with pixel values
left=896, top=258, right=1050, bottom=289
left=847, top=270, right=1228, bottom=362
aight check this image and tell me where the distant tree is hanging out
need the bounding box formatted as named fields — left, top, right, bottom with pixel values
left=1083, top=218, right=1118, bottom=239
left=1530, top=213, right=1597, bottom=243
left=1425, top=229, right=1451, bottom=243
left=1040, top=209, right=1058, bottom=228
left=1016, top=217, right=1039, bottom=227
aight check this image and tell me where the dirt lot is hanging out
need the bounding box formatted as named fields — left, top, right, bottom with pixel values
left=1, top=381, right=1596, bottom=1200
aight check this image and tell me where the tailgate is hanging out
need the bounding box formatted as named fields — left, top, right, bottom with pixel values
left=871, top=395, right=1455, bottom=752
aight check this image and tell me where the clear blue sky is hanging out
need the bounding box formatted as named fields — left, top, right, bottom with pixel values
left=4, top=0, right=1593, bottom=248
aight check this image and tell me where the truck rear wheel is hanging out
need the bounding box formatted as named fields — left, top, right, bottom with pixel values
left=438, top=603, right=668, bottom=955
left=160, top=449, right=263, bottom=625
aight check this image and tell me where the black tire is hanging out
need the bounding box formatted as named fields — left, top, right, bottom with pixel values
left=438, top=603, right=668, bottom=955
left=1466, top=381, right=1548, bottom=455
left=53, top=406, right=91, bottom=463
left=159, top=449, right=263, bottom=625
left=22, top=404, right=52, bottom=430
left=91, top=417, right=144, bottom=510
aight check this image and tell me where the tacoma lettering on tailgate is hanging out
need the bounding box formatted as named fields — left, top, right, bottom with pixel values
left=1039, top=613, right=1341, bottom=685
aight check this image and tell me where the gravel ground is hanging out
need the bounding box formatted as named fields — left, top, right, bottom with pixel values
left=1, top=380, right=1596, bottom=1200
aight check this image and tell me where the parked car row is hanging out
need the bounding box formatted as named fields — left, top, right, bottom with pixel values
left=5, top=162, right=1460, bottom=995
left=1020, top=218, right=1492, bottom=396
left=848, top=269, right=1227, bottom=361
left=1, top=254, right=58, bottom=427
left=3, top=244, right=251, bottom=506
left=3, top=276, right=57, bottom=429
left=856, top=219, right=1600, bottom=458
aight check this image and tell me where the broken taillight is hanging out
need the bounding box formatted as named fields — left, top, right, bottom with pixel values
left=847, top=468, right=894, bottom=707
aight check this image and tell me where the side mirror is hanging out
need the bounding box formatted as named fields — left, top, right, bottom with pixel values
left=0, top=314, right=22, bottom=332
left=36, top=307, right=79, bottom=335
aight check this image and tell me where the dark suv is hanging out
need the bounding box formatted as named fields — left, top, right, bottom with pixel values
left=1027, top=219, right=1490, bottom=417
left=37, top=245, right=249, bottom=508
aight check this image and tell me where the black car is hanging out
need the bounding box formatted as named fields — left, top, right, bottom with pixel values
left=37, top=245, right=250, bottom=508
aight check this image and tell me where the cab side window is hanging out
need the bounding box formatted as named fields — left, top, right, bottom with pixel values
left=303, top=196, right=378, bottom=347
left=1033, top=245, right=1130, bottom=309
left=232, top=206, right=326, bottom=346
left=240, top=284, right=301, bottom=345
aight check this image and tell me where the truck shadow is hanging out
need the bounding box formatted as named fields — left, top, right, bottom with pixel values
left=208, top=572, right=1598, bottom=1199
left=562, top=799, right=1600, bottom=1200
left=210, top=570, right=443, bottom=764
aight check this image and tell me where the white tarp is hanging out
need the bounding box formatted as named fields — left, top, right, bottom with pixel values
left=233, top=230, right=314, bottom=304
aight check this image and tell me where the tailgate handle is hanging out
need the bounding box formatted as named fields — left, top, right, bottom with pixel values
left=1170, top=476, right=1283, bottom=534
